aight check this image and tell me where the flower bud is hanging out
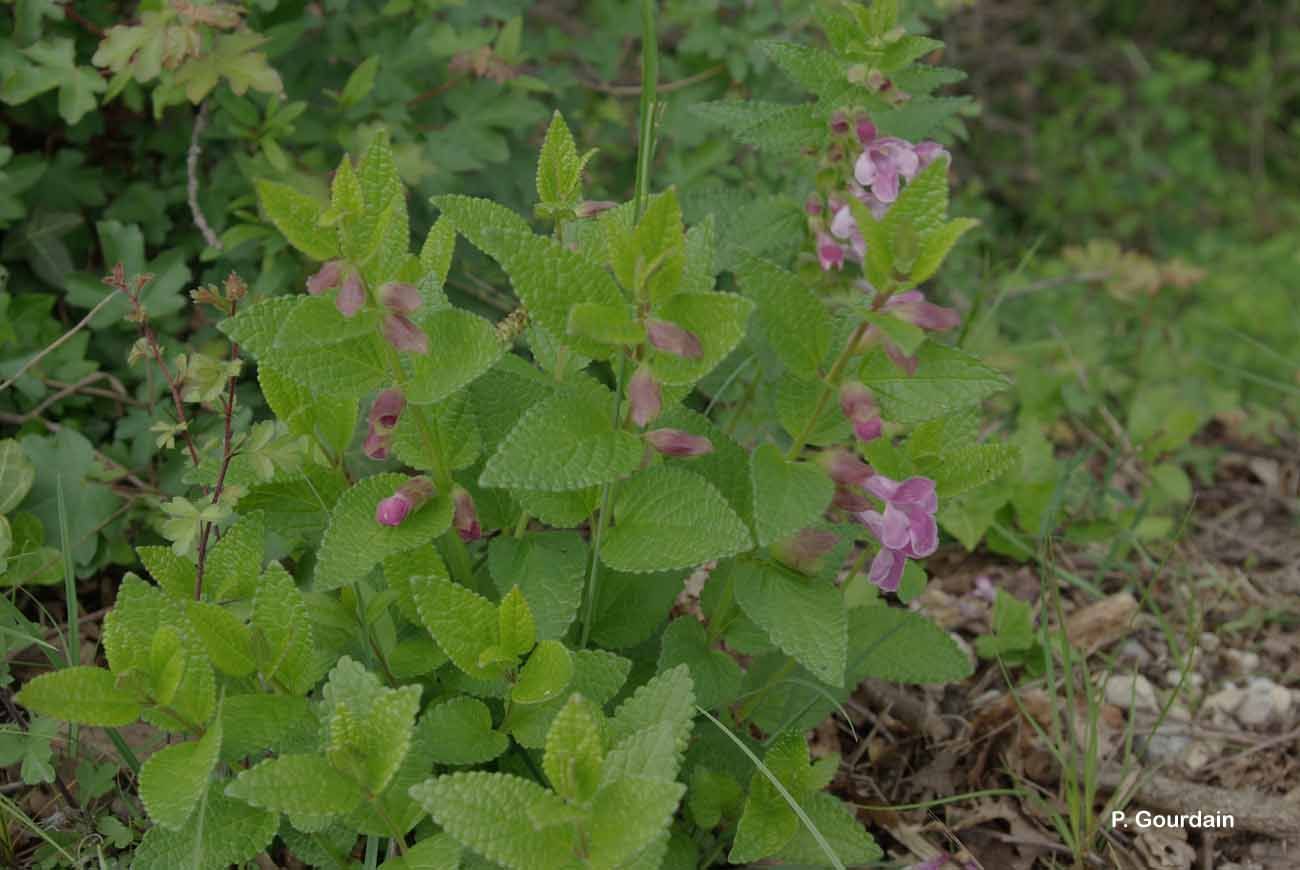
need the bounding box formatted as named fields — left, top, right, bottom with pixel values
left=817, top=232, right=845, bottom=272
left=576, top=200, right=618, bottom=219
left=627, top=364, right=662, bottom=428
left=914, top=141, right=950, bottom=169
left=817, top=448, right=872, bottom=488
left=378, top=282, right=422, bottom=315
left=336, top=269, right=366, bottom=317
left=772, top=528, right=839, bottom=574
left=368, top=389, right=406, bottom=430
left=452, top=486, right=482, bottom=542
left=382, top=314, right=430, bottom=354
left=829, top=111, right=850, bottom=135
left=839, top=381, right=884, bottom=442
left=645, top=319, right=703, bottom=359
left=645, top=428, right=713, bottom=457
left=884, top=290, right=960, bottom=332
left=855, top=116, right=877, bottom=146
left=307, top=260, right=344, bottom=296
left=375, top=476, right=435, bottom=527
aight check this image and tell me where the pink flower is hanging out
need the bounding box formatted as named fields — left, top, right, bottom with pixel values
left=645, top=319, right=703, bottom=359
left=306, top=260, right=344, bottom=296
left=382, top=315, right=429, bottom=354
left=829, top=205, right=867, bottom=262
left=856, top=475, right=939, bottom=592
left=885, top=290, right=960, bottom=332
left=855, top=117, right=877, bottom=147
left=452, top=486, right=481, bottom=542
left=378, top=282, right=421, bottom=315
left=375, top=476, right=435, bottom=527
left=914, top=141, right=950, bottom=170
left=817, top=232, right=845, bottom=271
left=644, top=429, right=713, bottom=457
left=817, top=448, right=872, bottom=488
left=363, top=429, right=391, bottom=460
left=829, top=111, right=850, bottom=135
left=363, top=389, right=405, bottom=459
left=336, top=269, right=366, bottom=318
left=839, top=382, right=883, bottom=443
left=627, top=364, right=662, bottom=428
left=854, top=134, right=920, bottom=204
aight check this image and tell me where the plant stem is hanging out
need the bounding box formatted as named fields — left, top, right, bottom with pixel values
left=195, top=316, right=241, bottom=599
left=579, top=0, right=659, bottom=649
left=784, top=322, right=870, bottom=461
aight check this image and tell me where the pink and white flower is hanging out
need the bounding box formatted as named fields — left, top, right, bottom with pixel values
left=856, top=475, right=939, bottom=592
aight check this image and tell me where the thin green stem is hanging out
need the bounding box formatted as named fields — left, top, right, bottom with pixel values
left=785, top=321, right=869, bottom=460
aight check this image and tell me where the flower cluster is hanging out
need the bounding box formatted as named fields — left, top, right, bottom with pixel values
left=305, top=262, right=429, bottom=354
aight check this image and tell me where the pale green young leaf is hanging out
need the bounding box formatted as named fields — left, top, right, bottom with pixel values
left=609, top=189, right=685, bottom=305
left=886, top=158, right=949, bottom=240
left=488, top=532, right=585, bottom=640
left=137, top=545, right=196, bottom=600
left=315, top=473, right=453, bottom=591
left=601, top=720, right=679, bottom=784
left=588, top=777, right=686, bottom=870
left=409, top=772, right=578, bottom=870
left=419, top=697, right=508, bottom=766
left=608, top=663, right=695, bottom=750
left=226, top=754, right=362, bottom=816
left=430, top=194, right=533, bottom=260
left=0, top=440, right=35, bottom=513
left=15, top=667, right=141, bottom=726
left=217, top=296, right=298, bottom=359
left=187, top=602, right=255, bottom=677
left=658, top=617, right=742, bottom=710
left=750, top=444, right=834, bottom=546
left=602, top=467, right=753, bottom=573
left=497, top=586, right=536, bottom=660
left=357, top=130, right=402, bottom=244
left=133, top=781, right=277, bottom=870
left=735, top=256, right=831, bottom=377
left=512, top=639, right=573, bottom=705
left=860, top=343, right=1010, bottom=424
left=566, top=301, right=645, bottom=346
left=535, top=110, right=582, bottom=208
left=203, top=511, right=265, bottom=601
left=255, top=179, right=337, bottom=261
left=322, top=658, right=422, bottom=795
left=418, top=216, right=457, bottom=289
left=401, top=308, right=504, bottom=404
left=251, top=563, right=317, bottom=695
left=220, top=694, right=319, bottom=763
left=912, top=216, right=979, bottom=284
left=735, top=561, right=846, bottom=685
left=330, top=155, right=364, bottom=225
left=383, top=544, right=448, bottom=625
left=543, top=694, right=604, bottom=801
left=506, top=649, right=630, bottom=749
left=646, top=292, right=753, bottom=386
left=102, top=573, right=163, bottom=675
left=140, top=719, right=222, bottom=830
left=410, top=573, right=501, bottom=681
left=481, top=382, right=643, bottom=492
left=258, top=365, right=357, bottom=459
left=846, top=606, right=972, bottom=684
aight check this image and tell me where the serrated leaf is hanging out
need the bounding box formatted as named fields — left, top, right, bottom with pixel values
left=772, top=791, right=882, bottom=866
left=647, top=292, right=753, bottom=386
left=382, top=833, right=462, bottom=870
left=217, top=296, right=299, bottom=359
left=251, top=563, right=316, bottom=695
left=220, top=694, right=319, bottom=763
left=762, top=41, right=845, bottom=93
left=610, top=190, right=686, bottom=305
left=513, top=640, right=573, bottom=705
left=419, top=697, right=508, bottom=766
left=315, top=474, right=453, bottom=590
left=912, top=217, right=978, bottom=284
left=536, top=110, right=583, bottom=208
left=227, top=754, right=361, bottom=816
left=729, top=731, right=809, bottom=864
left=603, top=467, right=753, bottom=573
left=566, top=301, right=644, bottom=346
left=418, top=217, right=456, bottom=291
left=391, top=394, right=480, bottom=473
left=751, top=444, right=833, bottom=546
left=410, top=772, right=578, bottom=870
left=411, top=573, right=501, bottom=681
left=15, top=667, right=141, bottom=726
left=138, top=545, right=197, bottom=600
left=322, top=658, right=421, bottom=795
left=658, top=618, right=742, bottom=710
left=920, top=442, right=1020, bottom=498
left=402, top=309, right=504, bottom=404
left=255, top=179, right=337, bottom=260
left=776, top=372, right=852, bottom=446
left=204, top=511, right=265, bottom=601
left=735, top=562, right=846, bottom=685
left=430, top=194, right=533, bottom=259
left=543, top=694, right=604, bottom=801
left=872, top=95, right=971, bottom=141
left=861, top=343, right=1010, bottom=424
left=497, top=586, right=536, bottom=660
left=847, top=605, right=972, bottom=684
left=133, top=781, right=277, bottom=870
left=601, top=719, right=679, bottom=785
left=481, top=382, right=643, bottom=492
left=187, top=602, right=256, bottom=677
left=588, top=777, right=685, bottom=870
left=736, top=257, right=831, bottom=377
left=488, top=533, right=585, bottom=640
left=262, top=332, right=389, bottom=400
left=589, top=567, right=682, bottom=650
left=507, top=649, right=630, bottom=749
left=140, top=719, right=222, bottom=830
left=608, top=663, right=695, bottom=749
left=259, top=365, right=357, bottom=459
left=239, top=469, right=347, bottom=548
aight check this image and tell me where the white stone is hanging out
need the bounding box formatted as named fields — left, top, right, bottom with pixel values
left=1204, top=685, right=1244, bottom=716
left=1223, top=649, right=1260, bottom=675
left=1105, top=673, right=1158, bottom=712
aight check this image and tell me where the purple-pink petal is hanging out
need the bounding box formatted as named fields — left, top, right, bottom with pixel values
left=864, top=474, right=901, bottom=502
left=336, top=271, right=366, bottom=317
left=869, top=547, right=905, bottom=592
left=378, top=282, right=422, bottom=315
left=375, top=494, right=412, bottom=526
left=880, top=503, right=912, bottom=550
left=646, top=319, right=703, bottom=359
left=307, top=260, right=344, bottom=296
left=382, top=315, right=429, bottom=354
left=893, top=476, right=937, bottom=510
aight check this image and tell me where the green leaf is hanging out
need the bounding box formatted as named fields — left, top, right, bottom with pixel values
left=912, top=217, right=978, bottom=284
left=322, top=658, right=422, bottom=795
left=488, top=533, right=586, bottom=640
left=137, top=546, right=196, bottom=600
left=262, top=332, right=389, bottom=401
left=419, top=217, right=457, bottom=291
left=0, top=440, right=35, bottom=514
left=920, top=442, right=1020, bottom=498
left=608, top=663, right=696, bottom=750
left=602, top=467, right=753, bottom=573
left=729, top=732, right=808, bottom=864
left=588, top=777, right=686, bottom=870
left=861, top=343, right=1011, bottom=424
left=410, top=772, right=578, bottom=870
left=535, top=110, right=583, bottom=209
left=187, top=602, right=256, bottom=677
left=611, top=190, right=686, bottom=305
left=497, top=586, right=537, bottom=661
left=133, top=781, right=277, bottom=870
left=203, top=511, right=265, bottom=601
left=566, top=301, right=644, bottom=346
left=220, top=694, right=319, bottom=763
left=402, top=309, right=504, bottom=404
left=506, top=649, right=630, bottom=749
left=15, top=667, right=141, bottom=726
left=750, top=444, right=834, bottom=546
left=658, top=618, right=742, bottom=710
left=775, top=373, right=851, bottom=447
left=217, top=296, right=299, bottom=359
left=329, top=155, right=365, bottom=228
left=481, top=382, right=644, bottom=492
left=315, top=474, right=453, bottom=591
left=255, top=179, right=337, bottom=261
left=239, top=469, right=347, bottom=548
left=735, top=562, right=846, bottom=685
left=391, top=394, right=480, bottom=473
left=688, top=766, right=744, bottom=830
left=339, top=56, right=379, bottom=108
left=259, top=365, right=357, bottom=459
left=482, top=228, right=627, bottom=360
left=18, top=429, right=121, bottom=567
left=140, top=719, right=222, bottom=830
left=772, top=792, right=882, bottom=866
left=411, top=573, right=500, bottom=681
left=590, top=568, right=682, bottom=649
left=973, top=590, right=1036, bottom=658
left=513, top=640, right=574, bottom=705
left=847, top=605, right=972, bottom=684
left=646, top=292, right=753, bottom=386
left=430, top=194, right=533, bottom=259
left=543, top=694, right=604, bottom=801
left=226, top=754, right=362, bottom=817
left=0, top=38, right=104, bottom=124
left=381, top=833, right=462, bottom=870
left=251, top=563, right=317, bottom=695
left=419, top=697, right=508, bottom=766
left=736, top=257, right=831, bottom=377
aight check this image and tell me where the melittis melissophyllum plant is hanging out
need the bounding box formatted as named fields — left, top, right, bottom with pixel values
left=16, top=2, right=1015, bottom=867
